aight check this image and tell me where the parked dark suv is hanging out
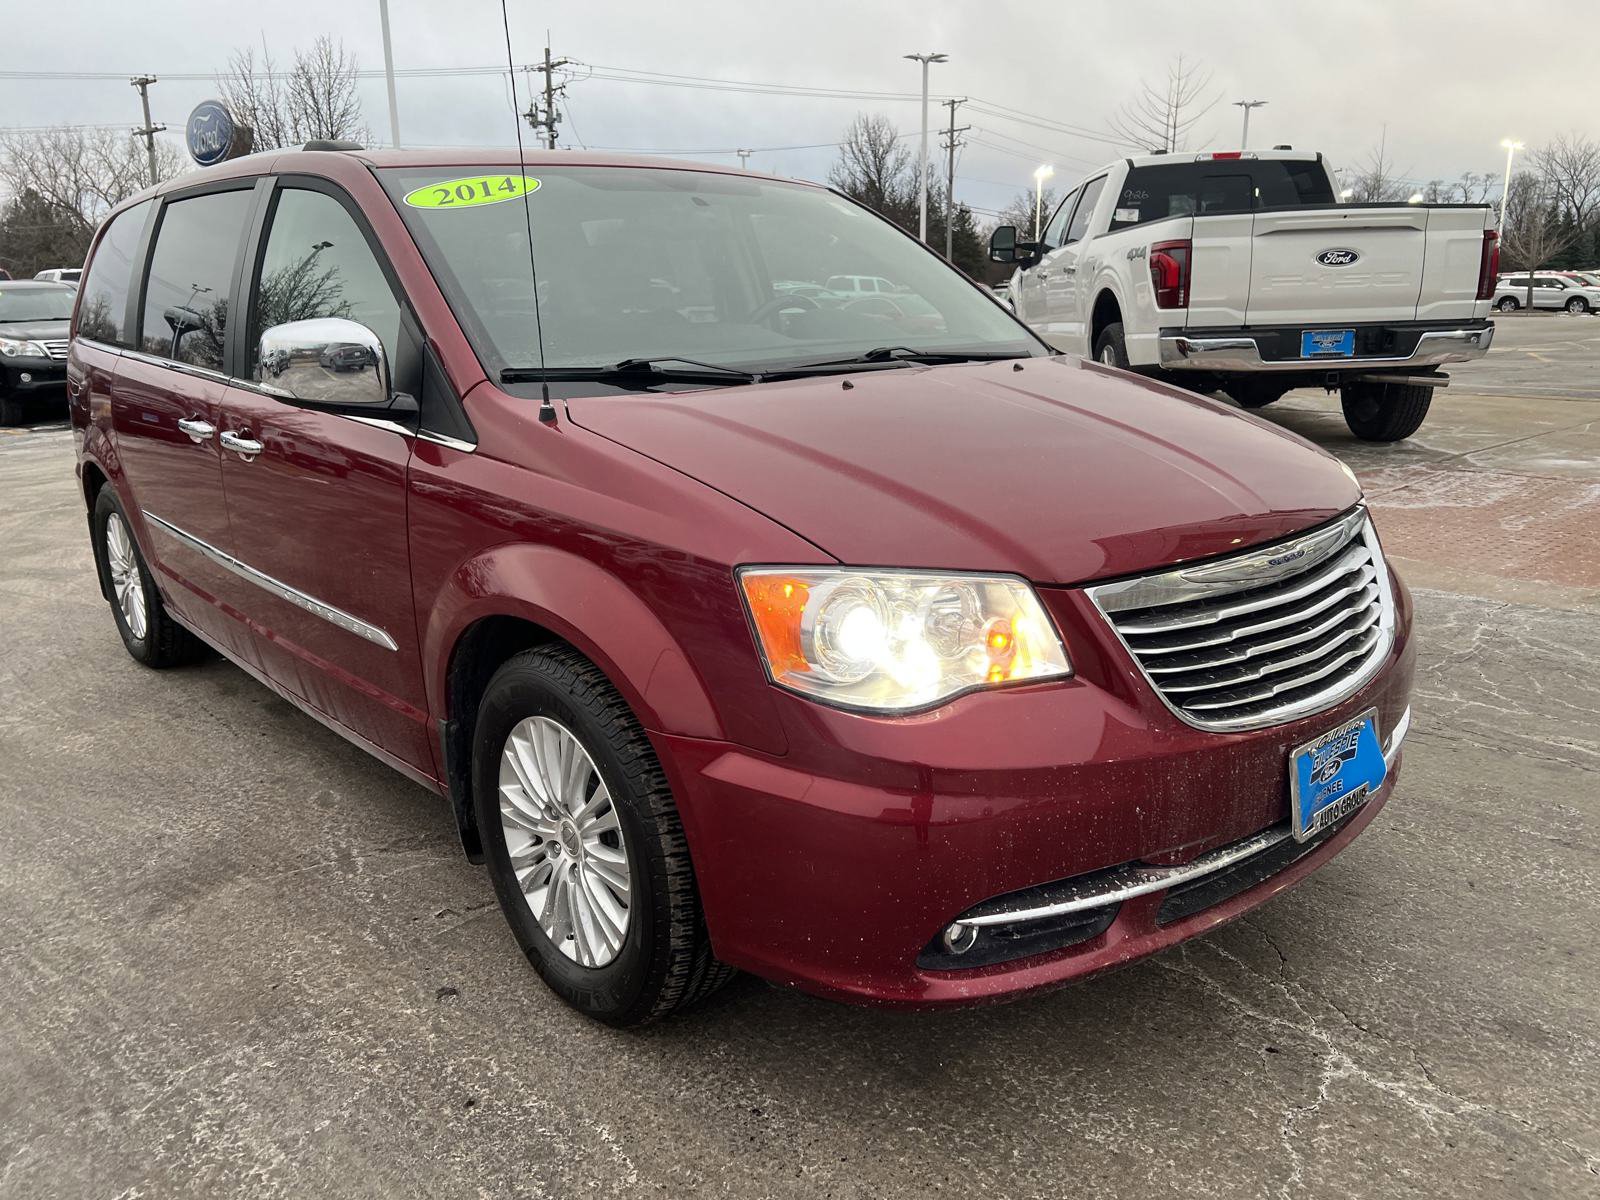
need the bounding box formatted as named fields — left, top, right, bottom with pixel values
left=70, top=147, right=1413, bottom=1025
left=1, top=280, right=76, bottom=424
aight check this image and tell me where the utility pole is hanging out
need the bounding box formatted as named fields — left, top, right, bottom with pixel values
left=904, top=52, right=947, bottom=243
left=1232, top=99, right=1267, bottom=150
left=129, top=75, right=164, bottom=187
left=736, top=149, right=753, bottom=170
left=939, top=98, right=969, bottom=262
left=522, top=45, right=571, bottom=150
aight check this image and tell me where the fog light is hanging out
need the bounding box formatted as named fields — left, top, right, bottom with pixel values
left=19, top=372, right=31, bottom=383
left=941, top=922, right=978, bottom=955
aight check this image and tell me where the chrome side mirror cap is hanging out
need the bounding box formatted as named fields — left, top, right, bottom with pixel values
left=257, top=318, right=390, bottom=408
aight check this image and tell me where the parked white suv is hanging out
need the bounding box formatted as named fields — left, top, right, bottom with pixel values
left=1493, top=274, right=1599, bottom=313
left=825, top=274, right=903, bottom=297
left=991, top=150, right=1498, bottom=441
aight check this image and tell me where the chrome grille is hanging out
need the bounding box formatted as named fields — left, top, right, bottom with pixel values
left=42, top=340, right=69, bottom=360
left=1088, top=508, right=1395, bottom=732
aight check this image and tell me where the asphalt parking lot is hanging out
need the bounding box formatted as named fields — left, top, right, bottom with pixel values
left=1, top=314, right=1596, bottom=1199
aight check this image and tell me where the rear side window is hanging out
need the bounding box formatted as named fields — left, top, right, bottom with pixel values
left=1110, top=159, right=1336, bottom=230
left=1064, top=176, right=1107, bottom=245
left=77, top=200, right=151, bottom=346
left=140, top=189, right=254, bottom=371
left=247, top=187, right=401, bottom=375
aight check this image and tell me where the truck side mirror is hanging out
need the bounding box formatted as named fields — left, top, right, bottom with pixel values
left=989, top=225, right=1018, bottom=263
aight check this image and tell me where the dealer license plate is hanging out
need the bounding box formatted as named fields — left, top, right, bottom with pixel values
left=1301, top=328, right=1356, bottom=358
left=1289, top=709, right=1386, bottom=842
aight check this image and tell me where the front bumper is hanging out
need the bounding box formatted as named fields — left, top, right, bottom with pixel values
left=0, top=358, right=68, bottom=395
left=657, top=574, right=1416, bottom=1008
left=1158, top=320, right=1493, bottom=373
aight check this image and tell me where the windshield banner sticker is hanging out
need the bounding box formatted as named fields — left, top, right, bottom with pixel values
left=403, top=175, right=541, bottom=210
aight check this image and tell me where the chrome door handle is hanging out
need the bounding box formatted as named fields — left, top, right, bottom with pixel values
left=1037, top=269, right=1050, bottom=279
left=177, top=417, right=216, bottom=443
left=1061, top=265, right=1077, bottom=275
left=219, top=430, right=263, bottom=460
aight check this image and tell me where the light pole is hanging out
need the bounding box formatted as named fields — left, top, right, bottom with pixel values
left=905, top=52, right=947, bottom=242
left=378, top=0, right=402, bottom=148
left=1499, top=138, right=1523, bottom=229
left=1033, top=164, right=1054, bottom=240
left=1232, top=100, right=1267, bottom=149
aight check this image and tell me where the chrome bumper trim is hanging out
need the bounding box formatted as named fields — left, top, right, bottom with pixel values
left=951, top=705, right=1411, bottom=935
left=1157, top=324, right=1494, bottom=372
left=143, top=511, right=398, bottom=651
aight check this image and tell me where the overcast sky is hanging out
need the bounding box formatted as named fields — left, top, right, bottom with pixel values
left=6, top=0, right=1586, bottom=214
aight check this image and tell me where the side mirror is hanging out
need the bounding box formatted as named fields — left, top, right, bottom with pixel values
left=257, top=317, right=390, bottom=409
left=989, top=225, right=1018, bottom=263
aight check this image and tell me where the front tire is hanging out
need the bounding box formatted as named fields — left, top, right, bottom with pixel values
left=1565, top=296, right=1590, bottom=314
left=472, top=644, right=731, bottom=1026
left=1093, top=322, right=1130, bottom=369
left=0, top=389, right=23, bottom=427
left=1340, top=379, right=1434, bottom=442
left=91, top=487, right=207, bottom=667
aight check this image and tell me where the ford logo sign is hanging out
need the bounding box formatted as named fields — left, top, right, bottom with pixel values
left=1315, top=248, right=1360, bottom=267
left=186, top=100, right=252, bottom=168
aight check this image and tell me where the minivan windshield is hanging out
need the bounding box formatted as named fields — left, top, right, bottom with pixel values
left=379, top=165, right=1041, bottom=381
left=0, top=285, right=75, bottom=322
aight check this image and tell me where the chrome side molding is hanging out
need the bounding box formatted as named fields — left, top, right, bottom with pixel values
left=142, top=511, right=398, bottom=651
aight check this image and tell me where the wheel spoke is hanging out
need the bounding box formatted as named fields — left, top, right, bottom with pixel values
left=580, top=866, right=627, bottom=949
left=498, top=782, right=557, bottom=836
left=584, top=847, right=630, bottom=898
left=507, top=729, right=555, bottom=813
left=572, top=783, right=612, bottom=828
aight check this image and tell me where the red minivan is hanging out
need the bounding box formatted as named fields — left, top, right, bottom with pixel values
left=68, top=148, right=1414, bottom=1025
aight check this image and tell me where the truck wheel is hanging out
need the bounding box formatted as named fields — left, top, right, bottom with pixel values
left=1093, top=323, right=1130, bottom=370
left=1565, top=296, right=1590, bottom=314
left=1228, top=380, right=1291, bottom=410
left=472, top=644, right=733, bottom=1026
left=0, top=389, right=23, bottom=427
left=1340, top=379, right=1434, bottom=442
left=1494, top=296, right=1519, bottom=312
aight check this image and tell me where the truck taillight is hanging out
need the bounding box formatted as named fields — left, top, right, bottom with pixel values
left=1476, top=230, right=1499, bottom=301
left=1150, top=239, right=1191, bottom=309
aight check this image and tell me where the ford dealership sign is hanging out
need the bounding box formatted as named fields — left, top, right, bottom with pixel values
left=185, top=100, right=252, bottom=167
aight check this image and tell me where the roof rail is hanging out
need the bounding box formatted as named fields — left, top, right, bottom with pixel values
left=302, top=139, right=364, bottom=152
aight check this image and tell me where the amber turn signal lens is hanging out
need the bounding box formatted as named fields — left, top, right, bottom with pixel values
left=741, top=574, right=811, bottom=677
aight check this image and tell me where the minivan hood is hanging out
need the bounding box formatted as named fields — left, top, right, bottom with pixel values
left=568, top=357, right=1361, bottom=586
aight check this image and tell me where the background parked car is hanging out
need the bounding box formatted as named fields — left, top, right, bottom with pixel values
left=825, top=273, right=904, bottom=297
left=0, top=279, right=74, bottom=424
left=33, top=268, right=82, bottom=286
left=1493, top=274, right=1600, bottom=313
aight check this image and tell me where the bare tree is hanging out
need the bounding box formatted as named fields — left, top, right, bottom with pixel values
left=1530, top=132, right=1600, bottom=231
left=219, top=36, right=370, bottom=150
left=828, top=114, right=915, bottom=224
left=1338, top=140, right=1411, bottom=203
left=1106, top=55, right=1219, bottom=153
left=1449, top=171, right=1494, bottom=204
left=0, top=126, right=183, bottom=273
left=993, top=187, right=1060, bottom=239
left=1500, top=173, right=1583, bottom=304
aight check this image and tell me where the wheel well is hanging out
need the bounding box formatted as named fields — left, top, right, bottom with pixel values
left=82, top=462, right=108, bottom=513
left=1091, top=291, right=1123, bottom=350
left=442, top=615, right=563, bottom=862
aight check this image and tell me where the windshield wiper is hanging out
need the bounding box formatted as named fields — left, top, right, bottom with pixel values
left=500, top=356, right=762, bottom=385
left=775, top=346, right=1023, bottom=373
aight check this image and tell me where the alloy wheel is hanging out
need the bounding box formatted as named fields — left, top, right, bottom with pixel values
left=1100, top=345, right=1117, bottom=366
left=497, top=716, right=631, bottom=967
left=104, top=513, right=147, bottom=640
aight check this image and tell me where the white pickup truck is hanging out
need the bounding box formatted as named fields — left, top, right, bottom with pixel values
left=990, top=150, right=1499, bottom=441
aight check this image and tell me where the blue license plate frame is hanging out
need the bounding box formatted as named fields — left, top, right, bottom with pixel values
left=1289, top=708, right=1386, bottom=842
left=1301, top=328, right=1356, bottom=358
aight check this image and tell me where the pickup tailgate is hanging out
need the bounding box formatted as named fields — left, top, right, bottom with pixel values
left=1243, top=205, right=1489, bottom=325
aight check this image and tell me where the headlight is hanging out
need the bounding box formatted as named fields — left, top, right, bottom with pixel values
left=0, top=337, right=48, bottom=358
left=738, top=567, right=1071, bottom=712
